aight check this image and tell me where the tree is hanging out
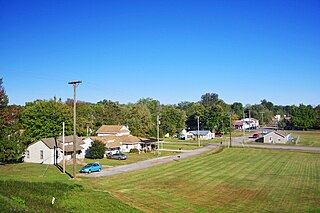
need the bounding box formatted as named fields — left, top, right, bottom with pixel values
left=125, top=104, right=152, bottom=137
left=159, top=105, right=186, bottom=136
left=261, top=99, right=274, bottom=112
left=200, top=93, right=220, bottom=108
left=21, top=98, right=73, bottom=142
left=88, top=140, right=105, bottom=159
left=137, top=98, right=161, bottom=137
left=185, top=102, right=206, bottom=130
left=291, top=104, right=317, bottom=130
left=0, top=132, right=25, bottom=163
left=96, top=100, right=126, bottom=125
left=0, top=78, right=9, bottom=108
left=202, top=105, right=229, bottom=133
left=231, top=102, right=244, bottom=119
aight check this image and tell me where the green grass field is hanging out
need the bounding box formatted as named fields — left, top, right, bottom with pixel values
left=85, top=150, right=180, bottom=167
left=90, top=148, right=320, bottom=212
left=289, top=130, right=320, bottom=146
left=0, top=163, right=141, bottom=212
left=1, top=147, right=320, bottom=212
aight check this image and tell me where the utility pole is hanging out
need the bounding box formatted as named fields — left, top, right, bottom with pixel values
left=62, top=122, right=65, bottom=174
left=243, top=111, right=245, bottom=142
left=157, top=115, right=160, bottom=155
left=68, top=80, right=82, bottom=178
left=260, top=111, right=264, bottom=136
left=229, top=113, right=232, bottom=147
left=197, top=116, right=200, bottom=147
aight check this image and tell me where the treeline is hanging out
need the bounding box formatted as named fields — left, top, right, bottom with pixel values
left=1, top=78, right=320, bottom=161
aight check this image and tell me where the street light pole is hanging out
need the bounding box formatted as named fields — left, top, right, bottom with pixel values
left=197, top=116, right=200, bottom=147
left=229, top=113, right=232, bottom=147
left=157, top=115, right=160, bottom=154
left=68, top=80, right=82, bottom=178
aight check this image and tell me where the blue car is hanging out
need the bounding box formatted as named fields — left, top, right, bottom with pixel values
left=80, top=163, right=102, bottom=174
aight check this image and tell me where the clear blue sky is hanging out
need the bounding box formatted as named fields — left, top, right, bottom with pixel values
left=1, top=0, right=319, bottom=106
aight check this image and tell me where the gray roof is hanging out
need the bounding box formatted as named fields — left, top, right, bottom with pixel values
left=189, top=130, right=212, bottom=136
left=266, top=131, right=290, bottom=138
left=40, top=135, right=84, bottom=151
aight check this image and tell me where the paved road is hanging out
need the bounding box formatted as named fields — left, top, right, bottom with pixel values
left=78, top=144, right=220, bottom=178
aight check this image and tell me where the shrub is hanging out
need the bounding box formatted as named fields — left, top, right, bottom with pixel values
left=130, top=148, right=139, bottom=153
left=88, top=140, right=105, bottom=159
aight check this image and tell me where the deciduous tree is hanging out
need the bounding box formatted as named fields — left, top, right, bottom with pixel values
left=21, top=98, right=72, bottom=142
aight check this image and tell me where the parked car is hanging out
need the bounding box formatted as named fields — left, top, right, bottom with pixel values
left=252, top=133, right=260, bottom=138
left=215, top=133, right=223, bottom=137
left=80, top=163, right=102, bottom=174
left=107, top=152, right=127, bottom=160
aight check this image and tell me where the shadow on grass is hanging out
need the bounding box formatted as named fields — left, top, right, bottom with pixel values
left=54, top=164, right=74, bottom=179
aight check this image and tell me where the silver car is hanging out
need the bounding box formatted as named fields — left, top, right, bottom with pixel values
left=107, top=153, right=127, bottom=160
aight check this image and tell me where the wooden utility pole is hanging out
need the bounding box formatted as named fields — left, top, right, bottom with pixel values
left=229, top=113, right=232, bottom=147
left=260, top=111, right=265, bottom=136
left=62, top=122, right=65, bottom=174
left=68, top=80, right=82, bottom=178
left=157, top=115, right=160, bottom=155
left=197, top=116, right=200, bottom=147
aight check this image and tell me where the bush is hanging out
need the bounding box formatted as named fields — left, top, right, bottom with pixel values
left=88, top=140, right=105, bottom=159
left=130, top=148, right=139, bottom=153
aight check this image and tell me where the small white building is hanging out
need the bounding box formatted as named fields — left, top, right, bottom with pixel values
left=24, top=136, right=85, bottom=164
left=233, top=118, right=259, bottom=130
left=263, top=131, right=292, bottom=144
left=96, top=125, right=130, bottom=136
left=185, top=130, right=215, bottom=140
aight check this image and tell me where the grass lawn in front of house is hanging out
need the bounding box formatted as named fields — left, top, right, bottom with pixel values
left=85, top=150, right=180, bottom=167
left=90, top=147, right=320, bottom=212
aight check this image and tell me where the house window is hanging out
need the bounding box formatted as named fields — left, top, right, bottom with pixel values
left=40, top=150, right=44, bottom=159
left=27, top=150, right=30, bottom=158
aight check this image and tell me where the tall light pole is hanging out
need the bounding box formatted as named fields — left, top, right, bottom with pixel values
left=260, top=111, right=264, bottom=136
left=62, top=122, right=65, bottom=174
left=197, top=116, right=200, bottom=147
left=157, top=115, right=160, bottom=154
left=68, top=80, right=82, bottom=178
left=229, top=113, right=232, bottom=147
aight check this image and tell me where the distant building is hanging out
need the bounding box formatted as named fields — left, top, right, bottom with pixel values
left=263, top=131, right=292, bottom=144
left=24, top=135, right=85, bottom=164
left=96, top=125, right=130, bottom=136
left=181, top=129, right=215, bottom=140
left=233, top=118, right=259, bottom=130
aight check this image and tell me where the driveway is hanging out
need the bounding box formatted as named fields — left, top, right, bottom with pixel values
left=78, top=144, right=220, bottom=178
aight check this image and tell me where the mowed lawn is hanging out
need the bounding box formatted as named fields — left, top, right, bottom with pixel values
left=1, top=147, right=320, bottom=212
left=91, top=148, right=320, bottom=212
left=0, top=163, right=141, bottom=212
left=289, top=130, right=320, bottom=146
left=85, top=150, right=180, bottom=167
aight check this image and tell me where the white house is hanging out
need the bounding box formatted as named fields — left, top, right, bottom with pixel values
left=233, top=118, right=259, bottom=130
left=188, top=130, right=215, bottom=140
left=24, top=135, right=85, bottom=164
left=90, top=135, right=156, bottom=154
left=96, top=125, right=130, bottom=136
left=263, top=131, right=292, bottom=144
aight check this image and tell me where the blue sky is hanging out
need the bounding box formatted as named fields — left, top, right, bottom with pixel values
left=1, top=0, right=319, bottom=106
